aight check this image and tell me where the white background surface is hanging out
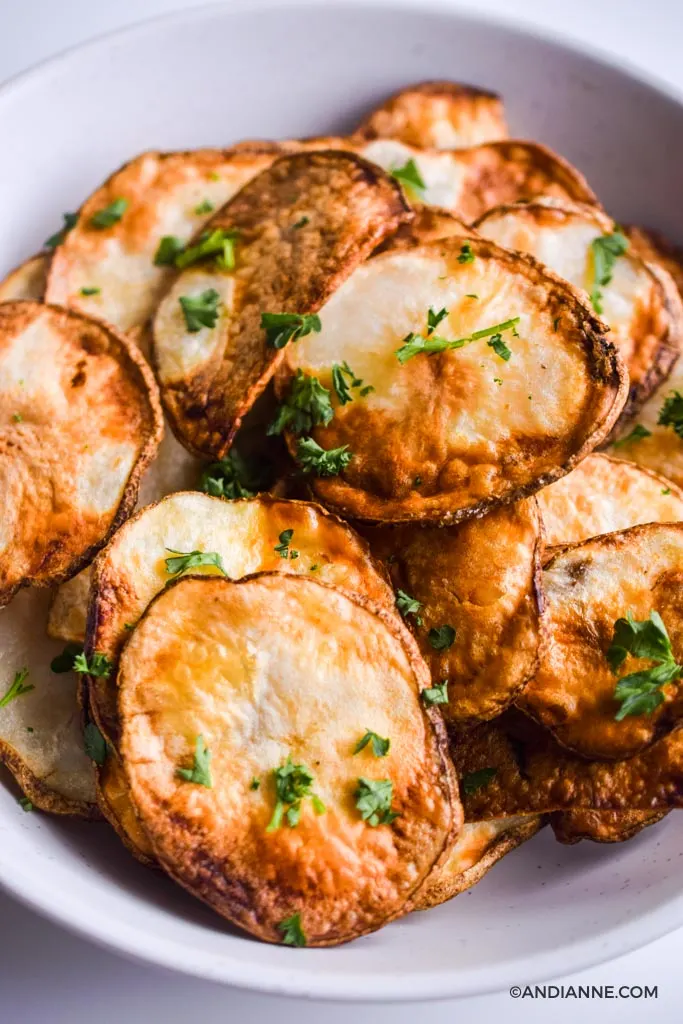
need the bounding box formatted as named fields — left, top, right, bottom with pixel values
left=1, top=0, right=682, bottom=1020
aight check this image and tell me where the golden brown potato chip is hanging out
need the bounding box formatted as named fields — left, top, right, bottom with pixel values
left=626, top=225, right=683, bottom=296
left=476, top=199, right=683, bottom=422
left=0, top=302, right=162, bottom=607
left=363, top=499, right=543, bottom=723
left=377, top=205, right=472, bottom=253
left=45, top=148, right=279, bottom=332
left=119, top=572, right=459, bottom=946
left=452, top=714, right=683, bottom=818
left=549, top=808, right=669, bottom=844
left=0, top=588, right=98, bottom=816
left=412, top=814, right=541, bottom=910
left=97, top=748, right=157, bottom=865
left=0, top=254, right=48, bottom=302
left=519, top=523, right=683, bottom=759
left=538, top=453, right=683, bottom=550
left=353, top=80, right=508, bottom=149
left=151, top=150, right=410, bottom=458
left=277, top=234, right=626, bottom=524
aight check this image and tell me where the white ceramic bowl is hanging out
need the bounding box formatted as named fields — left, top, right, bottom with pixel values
left=1, top=0, right=683, bottom=1002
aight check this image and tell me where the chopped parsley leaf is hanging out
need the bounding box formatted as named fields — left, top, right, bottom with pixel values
left=395, top=589, right=423, bottom=625
left=278, top=913, right=306, bottom=946
left=422, top=679, right=449, bottom=705
left=50, top=642, right=84, bottom=674
left=354, top=730, right=391, bottom=757
left=73, top=652, right=113, bottom=678
left=19, top=797, right=33, bottom=812
left=487, top=332, right=511, bottom=361
left=428, top=625, right=456, bottom=651
left=199, top=448, right=273, bottom=500
left=274, top=529, right=299, bottom=560
left=295, top=437, right=352, bottom=477
left=154, top=235, right=185, bottom=266
left=79, top=286, right=100, bottom=296
left=176, top=735, right=212, bottom=787
left=268, top=370, right=333, bottom=435
left=0, top=668, right=33, bottom=708
left=175, top=228, right=238, bottom=270
left=12, top=413, right=22, bottom=423
left=266, top=757, right=325, bottom=831
left=84, top=722, right=107, bottom=766
left=331, top=361, right=373, bottom=406
left=396, top=316, right=520, bottom=364
left=293, top=216, right=309, bottom=229
left=261, top=312, right=321, bottom=350
left=461, top=767, right=497, bottom=795
left=612, top=424, right=652, bottom=448
left=164, top=548, right=227, bottom=578
left=179, top=289, right=221, bottom=332
left=194, top=199, right=214, bottom=215
left=250, top=777, right=261, bottom=791
left=390, top=158, right=426, bottom=198
left=427, top=306, right=448, bottom=335
left=354, top=777, right=399, bottom=826
left=658, top=391, right=683, bottom=438
left=90, top=198, right=128, bottom=229
left=457, top=242, right=475, bottom=264
left=45, top=212, right=78, bottom=249
left=662, top=487, right=672, bottom=496
left=589, top=231, right=629, bottom=314
left=607, top=611, right=682, bottom=720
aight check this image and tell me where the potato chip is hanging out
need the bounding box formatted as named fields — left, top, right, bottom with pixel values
left=0, top=254, right=47, bottom=302
left=549, top=808, right=669, bottom=844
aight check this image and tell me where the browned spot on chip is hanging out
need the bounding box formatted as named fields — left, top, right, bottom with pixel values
left=549, top=808, right=669, bottom=844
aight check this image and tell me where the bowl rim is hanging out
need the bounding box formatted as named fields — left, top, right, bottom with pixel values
left=1, top=0, right=683, bottom=1001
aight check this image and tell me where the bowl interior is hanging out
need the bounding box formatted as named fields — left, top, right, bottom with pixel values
left=1, top=0, right=683, bottom=1001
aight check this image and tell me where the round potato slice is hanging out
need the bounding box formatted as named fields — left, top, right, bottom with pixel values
left=519, top=523, right=683, bottom=759
left=363, top=499, right=543, bottom=723
left=626, top=225, right=683, bottom=296
left=97, top=748, right=157, bottom=865
left=45, top=148, right=279, bottom=332
left=412, top=814, right=541, bottom=911
left=152, top=150, right=410, bottom=458
left=538, top=453, right=683, bottom=550
left=0, top=302, right=162, bottom=607
left=377, top=205, right=472, bottom=253
left=0, top=587, right=98, bottom=816
left=119, top=572, right=459, bottom=946
left=353, top=80, right=508, bottom=149
left=0, top=254, right=48, bottom=302
left=476, top=199, right=683, bottom=422
left=549, top=808, right=669, bottom=845
left=277, top=235, right=626, bottom=523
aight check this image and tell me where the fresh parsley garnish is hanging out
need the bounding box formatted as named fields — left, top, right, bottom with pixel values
left=331, top=361, right=373, bottom=405
left=427, top=307, right=448, bottom=334
left=295, top=437, right=352, bottom=477
left=428, top=625, right=456, bottom=651
left=261, top=312, right=322, bottom=350
left=658, top=391, right=683, bottom=438
left=83, top=722, right=107, bottom=766
left=175, top=228, right=238, bottom=271
left=199, top=448, right=272, bottom=500
left=487, top=333, right=511, bottom=361
left=395, top=589, right=423, bottom=626
left=390, top=158, right=426, bottom=198
left=266, top=757, right=325, bottom=831
left=179, top=289, right=221, bottom=332
left=396, top=316, right=520, bottom=364
left=18, top=796, right=33, bottom=812
left=268, top=370, right=333, bottom=436
left=461, top=767, right=497, bottom=795
left=12, top=413, right=22, bottom=423
left=250, top=777, right=261, bottom=791
left=607, top=611, right=682, bottom=720
left=73, top=652, right=113, bottom=678
left=0, top=668, right=33, bottom=708
left=278, top=913, right=306, bottom=946
left=422, top=679, right=449, bottom=705
left=589, top=231, right=629, bottom=314
left=354, top=730, right=391, bottom=757
left=45, top=212, right=78, bottom=249
left=164, top=548, right=227, bottom=578
left=274, top=529, right=299, bottom=560
left=354, top=777, right=399, bottom=826
left=80, top=286, right=100, bottom=296
left=90, top=198, right=128, bottom=229
left=50, top=642, right=84, bottom=674
left=612, top=424, right=652, bottom=448
left=293, top=216, right=309, bottom=229
left=194, top=199, right=215, bottom=215
left=176, top=735, right=213, bottom=787
left=457, top=242, right=475, bottom=264
left=154, top=235, right=185, bottom=266
left=663, top=487, right=672, bottom=496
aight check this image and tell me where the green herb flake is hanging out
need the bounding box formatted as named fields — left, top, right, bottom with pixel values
left=354, top=730, right=391, bottom=758
left=461, top=767, right=497, bottom=795
left=589, top=231, right=629, bottom=314
left=12, top=413, right=22, bottom=423
left=607, top=611, right=683, bottom=720
left=493, top=377, right=503, bottom=386
left=354, top=777, right=399, bottom=827
left=164, top=548, right=227, bottom=578
left=79, top=286, right=100, bottom=296
left=90, top=198, right=128, bottom=229
left=154, top=235, right=186, bottom=266
left=0, top=668, right=34, bottom=709
left=50, top=642, right=84, bottom=674
left=331, top=361, right=371, bottom=406
left=274, top=529, right=299, bottom=560
left=278, top=913, right=306, bottom=946
left=84, top=722, right=107, bottom=766
left=45, top=212, right=78, bottom=249
left=427, top=306, right=448, bottom=335
left=261, top=312, right=322, bottom=350
left=457, top=242, right=475, bottom=264
left=176, top=735, right=213, bottom=787
left=194, top=199, right=215, bottom=215
left=73, top=651, right=113, bottom=678
left=266, top=757, right=325, bottom=831
left=658, top=391, right=683, bottom=438
left=662, top=488, right=672, bottom=495
left=179, top=289, right=221, bottom=332
left=293, top=216, right=309, bottom=229
left=175, top=228, right=238, bottom=271
left=199, top=448, right=273, bottom=500
left=396, top=316, right=520, bottom=364
left=268, top=369, right=333, bottom=436
left=487, top=332, right=511, bottom=361
left=390, top=158, right=426, bottom=198
left=612, top=424, right=652, bottom=448
left=428, top=625, right=456, bottom=651
left=395, top=589, right=423, bottom=625
left=465, top=293, right=479, bottom=299
left=295, top=437, right=352, bottom=477
left=422, top=679, right=449, bottom=706
left=19, top=797, right=33, bottom=813
left=250, top=777, right=261, bottom=791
